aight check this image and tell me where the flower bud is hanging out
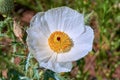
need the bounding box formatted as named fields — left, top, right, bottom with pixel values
left=0, top=0, right=14, bottom=15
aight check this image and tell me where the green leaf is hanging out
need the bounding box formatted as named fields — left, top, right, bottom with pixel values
left=43, top=70, right=56, bottom=80
left=25, top=53, right=33, bottom=72
left=54, top=73, right=66, bottom=80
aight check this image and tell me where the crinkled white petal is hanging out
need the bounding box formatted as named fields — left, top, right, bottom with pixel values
left=44, top=7, right=85, bottom=40
left=30, top=12, right=51, bottom=38
left=26, top=12, right=53, bottom=61
left=26, top=32, right=53, bottom=62
left=57, top=26, right=94, bottom=62
left=40, top=53, right=72, bottom=73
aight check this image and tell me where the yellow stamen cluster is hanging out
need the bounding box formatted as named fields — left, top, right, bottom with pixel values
left=48, top=31, right=73, bottom=53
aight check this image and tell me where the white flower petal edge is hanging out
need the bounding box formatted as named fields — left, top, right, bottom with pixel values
left=44, top=7, right=85, bottom=40
left=40, top=54, right=72, bottom=73
left=26, top=12, right=53, bottom=62
left=29, top=12, right=51, bottom=38
left=57, top=26, right=94, bottom=62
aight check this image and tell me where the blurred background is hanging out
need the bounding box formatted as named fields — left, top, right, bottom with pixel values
left=0, top=0, right=120, bottom=80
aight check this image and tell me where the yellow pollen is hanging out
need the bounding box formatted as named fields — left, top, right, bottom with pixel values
left=48, top=31, right=73, bottom=53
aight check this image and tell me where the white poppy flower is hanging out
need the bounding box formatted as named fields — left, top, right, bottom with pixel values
left=26, top=7, right=94, bottom=73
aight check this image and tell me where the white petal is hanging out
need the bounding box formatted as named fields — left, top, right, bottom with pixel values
left=30, top=12, right=51, bottom=38
left=26, top=33, right=53, bottom=61
left=26, top=27, right=48, bottom=50
left=57, top=26, right=94, bottom=62
left=40, top=53, right=72, bottom=73
left=26, top=12, right=53, bottom=61
left=44, top=7, right=85, bottom=39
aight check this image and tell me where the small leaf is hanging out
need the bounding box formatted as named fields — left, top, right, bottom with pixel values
left=25, top=53, right=32, bottom=72
left=84, top=11, right=94, bottom=24
left=19, top=76, right=30, bottom=80
left=70, top=66, right=79, bottom=77
left=43, top=70, right=56, bottom=80
left=13, top=20, right=23, bottom=43
left=54, top=73, right=66, bottom=80
left=14, top=57, right=21, bottom=65
left=33, top=68, right=40, bottom=80
left=2, top=69, right=8, bottom=78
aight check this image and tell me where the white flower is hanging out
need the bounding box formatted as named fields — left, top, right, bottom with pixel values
left=26, top=7, right=94, bottom=73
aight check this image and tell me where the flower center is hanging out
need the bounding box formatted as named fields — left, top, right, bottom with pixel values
left=48, top=31, right=73, bottom=53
